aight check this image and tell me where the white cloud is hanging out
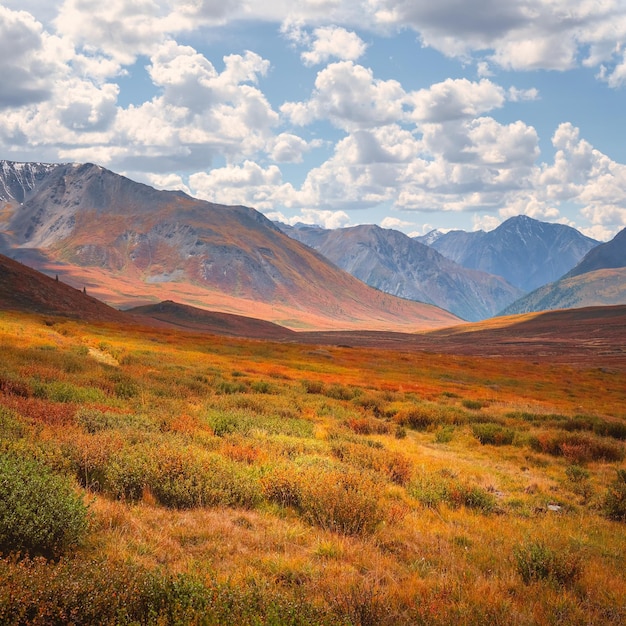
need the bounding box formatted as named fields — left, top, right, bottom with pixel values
left=54, top=0, right=166, bottom=67
left=507, top=86, right=539, bottom=102
left=471, top=214, right=501, bottom=232
left=281, top=61, right=405, bottom=130
left=372, top=0, right=626, bottom=80
left=408, top=78, right=506, bottom=123
left=269, top=133, right=314, bottom=163
left=146, top=172, right=191, bottom=193
left=380, top=216, right=416, bottom=230
left=300, top=26, right=367, bottom=65
left=188, top=161, right=301, bottom=210
left=282, top=208, right=352, bottom=229
left=0, top=6, right=64, bottom=108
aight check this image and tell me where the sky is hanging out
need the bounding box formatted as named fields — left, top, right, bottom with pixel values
left=1, top=1, right=626, bottom=240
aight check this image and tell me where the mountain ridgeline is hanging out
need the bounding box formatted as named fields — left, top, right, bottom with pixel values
left=278, top=223, right=523, bottom=321
left=418, top=215, right=599, bottom=292
left=0, top=160, right=459, bottom=331
left=501, top=227, right=626, bottom=315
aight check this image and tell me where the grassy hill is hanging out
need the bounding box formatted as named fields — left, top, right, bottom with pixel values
left=0, top=309, right=625, bottom=624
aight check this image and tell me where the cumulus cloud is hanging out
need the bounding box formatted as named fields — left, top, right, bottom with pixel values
left=380, top=216, right=417, bottom=230
left=279, top=208, right=352, bottom=229
left=408, top=78, right=506, bottom=123
left=372, top=0, right=626, bottom=79
left=0, top=7, right=61, bottom=108
left=269, top=133, right=315, bottom=163
left=281, top=61, right=405, bottom=130
left=300, top=26, right=367, bottom=65
left=188, top=161, right=300, bottom=210
left=54, top=0, right=166, bottom=67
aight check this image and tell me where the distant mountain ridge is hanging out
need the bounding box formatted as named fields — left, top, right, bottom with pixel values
left=278, top=223, right=522, bottom=321
left=502, top=228, right=626, bottom=315
left=0, top=160, right=459, bottom=331
left=420, top=215, right=599, bottom=292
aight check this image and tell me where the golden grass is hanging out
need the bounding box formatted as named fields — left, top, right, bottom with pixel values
left=0, top=309, right=625, bottom=624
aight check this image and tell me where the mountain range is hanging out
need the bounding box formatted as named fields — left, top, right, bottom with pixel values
left=416, top=215, right=599, bottom=292
left=277, top=223, right=523, bottom=321
left=501, top=228, right=626, bottom=315
left=1, top=159, right=625, bottom=325
left=0, top=160, right=458, bottom=331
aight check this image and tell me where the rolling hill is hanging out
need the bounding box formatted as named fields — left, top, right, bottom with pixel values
left=0, top=160, right=460, bottom=331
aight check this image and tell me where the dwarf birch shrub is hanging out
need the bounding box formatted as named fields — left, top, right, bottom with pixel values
left=513, top=540, right=582, bottom=587
left=0, top=454, right=88, bottom=559
left=472, top=423, right=515, bottom=446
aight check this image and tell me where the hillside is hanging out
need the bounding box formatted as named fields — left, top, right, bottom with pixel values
left=564, top=228, right=626, bottom=278
left=0, top=160, right=460, bottom=331
left=279, top=223, right=522, bottom=321
left=423, top=215, right=599, bottom=292
left=128, top=300, right=295, bottom=340
left=0, top=252, right=131, bottom=324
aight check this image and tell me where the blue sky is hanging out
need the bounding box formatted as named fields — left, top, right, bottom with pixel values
left=1, top=1, right=626, bottom=240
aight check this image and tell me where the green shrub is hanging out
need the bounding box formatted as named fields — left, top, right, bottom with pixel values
left=0, top=556, right=330, bottom=626
left=0, top=407, right=28, bottom=440
left=462, top=399, right=485, bottom=410
left=205, top=409, right=313, bottom=439
left=33, top=380, right=106, bottom=404
left=409, top=471, right=495, bottom=513
left=593, top=420, right=626, bottom=441
left=263, top=465, right=385, bottom=535
left=513, top=540, right=582, bottom=587
left=302, top=379, right=324, bottom=394
left=299, top=468, right=385, bottom=535
left=472, top=423, right=515, bottom=446
left=602, top=469, right=626, bottom=522
left=434, top=426, right=455, bottom=443
left=150, top=448, right=261, bottom=510
left=0, top=454, right=89, bottom=559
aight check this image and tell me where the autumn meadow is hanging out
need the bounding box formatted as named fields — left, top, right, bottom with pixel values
left=0, top=309, right=625, bottom=625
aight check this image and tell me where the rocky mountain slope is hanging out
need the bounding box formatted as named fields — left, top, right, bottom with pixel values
left=502, top=228, right=626, bottom=315
left=0, top=160, right=459, bottom=331
left=419, top=215, right=599, bottom=292
left=278, top=223, right=522, bottom=321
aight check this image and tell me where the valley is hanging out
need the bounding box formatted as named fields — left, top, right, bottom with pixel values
left=0, top=160, right=625, bottom=625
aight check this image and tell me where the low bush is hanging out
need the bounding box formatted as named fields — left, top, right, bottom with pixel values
left=462, top=399, right=485, bottom=410
left=345, top=416, right=389, bottom=435
left=0, top=556, right=332, bottom=625
left=513, top=540, right=582, bottom=587
left=394, top=402, right=466, bottom=430
left=205, top=409, right=313, bottom=439
left=529, top=432, right=624, bottom=463
left=472, top=423, right=515, bottom=446
left=0, top=454, right=89, bottom=559
left=409, top=471, right=495, bottom=513
left=263, top=465, right=386, bottom=535
left=330, top=441, right=412, bottom=486
left=602, top=469, right=626, bottom=522
left=75, top=407, right=155, bottom=433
